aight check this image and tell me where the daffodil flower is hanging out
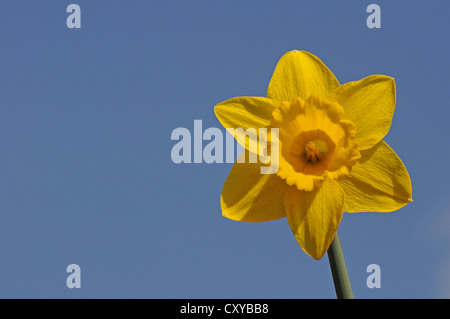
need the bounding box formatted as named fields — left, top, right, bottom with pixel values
left=215, top=50, right=412, bottom=261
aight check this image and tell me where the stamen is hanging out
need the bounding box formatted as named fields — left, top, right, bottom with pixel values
left=305, top=141, right=323, bottom=163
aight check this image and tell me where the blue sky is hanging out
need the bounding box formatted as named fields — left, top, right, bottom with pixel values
left=0, top=1, right=449, bottom=298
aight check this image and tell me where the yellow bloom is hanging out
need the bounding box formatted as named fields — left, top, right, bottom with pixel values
left=215, top=50, right=413, bottom=260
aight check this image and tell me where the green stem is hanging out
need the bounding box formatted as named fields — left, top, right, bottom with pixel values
left=327, top=230, right=354, bottom=299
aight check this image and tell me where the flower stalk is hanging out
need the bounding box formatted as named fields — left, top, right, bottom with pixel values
left=327, top=231, right=354, bottom=299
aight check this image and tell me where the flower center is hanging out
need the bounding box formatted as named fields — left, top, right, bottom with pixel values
left=305, top=141, right=322, bottom=163
left=271, top=95, right=361, bottom=191
left=287, top=130, right=336, bottom=175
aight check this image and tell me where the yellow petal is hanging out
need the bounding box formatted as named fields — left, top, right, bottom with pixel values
left=329, top=75, right=396, bottom=150
left=267, top=50, right=340, bottom=102
left=284, top=178, right=344, bottom=260
left=214, top=96, right=278, bottom=130
left=220, top=154, right=289, bottom=222
left=214, top=96, right=280, bottom=153
left=338, top=141, right=413, bottom=213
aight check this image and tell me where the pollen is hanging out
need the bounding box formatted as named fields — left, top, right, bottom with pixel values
left=305, top=141, right=323, bottom=163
